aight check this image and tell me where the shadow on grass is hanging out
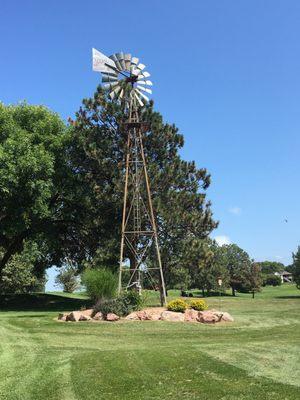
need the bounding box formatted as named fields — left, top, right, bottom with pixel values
left=275, top=295, right=300, bottom=299
left=0, top=293, right=93, bottom=312
left=183, top=291, right=233, bottom=298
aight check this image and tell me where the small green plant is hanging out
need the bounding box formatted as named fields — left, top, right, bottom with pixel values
left=94, top=298, right=120, bottom=318
left=93, top=289, right=145, bottom=318
left=81, top=268, right=117, bottom=302
left=167, top=298, right=188, bottom=313
left=189, top=299, right=208, bottom=311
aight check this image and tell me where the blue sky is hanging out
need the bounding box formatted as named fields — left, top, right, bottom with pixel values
left=1, top=1, right=299, bottom=289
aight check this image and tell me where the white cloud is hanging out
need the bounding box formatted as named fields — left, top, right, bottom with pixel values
left=229, top=206, right=241, bottom=216
left=275, top=255, right=283, bottom=260
left=214, top=235, right=231, bottom=246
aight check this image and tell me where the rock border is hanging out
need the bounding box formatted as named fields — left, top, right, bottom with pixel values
left=57, top=307, right=233, bottom=324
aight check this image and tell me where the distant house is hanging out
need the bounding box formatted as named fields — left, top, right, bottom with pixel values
left=274, top=271, right=293, bottom=283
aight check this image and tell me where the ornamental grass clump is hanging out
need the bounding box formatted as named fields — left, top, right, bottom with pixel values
left=81, top=268, right=118, bottom=302
left=189, top=299, right=208, bottom=311
left=167, top=298, right=188, bottom=313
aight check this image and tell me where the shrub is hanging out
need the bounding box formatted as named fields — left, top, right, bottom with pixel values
left=118, top=290, right=144, bottom=315
left=263, top=274, right=282, bottom=287
left=189, top=299, right=208, bottom=311
left=94, top=298, right=120, bottom=318
left=93, top=290, right=145, bottom=318
left=81, top=268, right=117, bottom=302
left=167, top=298, right=188, bottom=313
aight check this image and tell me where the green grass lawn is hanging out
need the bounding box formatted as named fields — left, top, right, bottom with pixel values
left=0, top=285, right=299, bottom=400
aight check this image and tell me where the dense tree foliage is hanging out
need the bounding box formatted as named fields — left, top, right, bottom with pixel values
left=0, top=103, right=70, bottom=278
left=0, top=93, right=217, bottom=291
left=70, top=87, right=218, bottom=284
left=0, top=240, right=45, bottom=294
left=292, top=246, right=300, bottom=289
left=257, top=261, right=284, bottom=274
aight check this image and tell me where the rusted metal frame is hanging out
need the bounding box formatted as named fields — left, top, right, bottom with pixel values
left=137, top=129, right=167, bottom=306
left=118, top=132, right=131, bottom=293
left=126, top=234, right=154, bottom=288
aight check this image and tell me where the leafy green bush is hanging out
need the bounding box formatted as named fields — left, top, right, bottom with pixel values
left=81, top=269, right=117, bottom=302
left=94, top=298, right=120, bottom=318
left=189, top=299, right=208, bottom=311
left=167, top=298, right=188, bottom=313
left=263, top=274, right=282, bottom=287
left=93, top=290, right=144, bottom=317
left=118, top=290, right=144, bottom=315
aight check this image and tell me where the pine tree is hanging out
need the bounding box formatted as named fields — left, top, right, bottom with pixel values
left=70, top=87, right=218, bottom=282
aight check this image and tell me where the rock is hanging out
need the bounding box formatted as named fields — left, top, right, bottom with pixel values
left=65, top=310, right=93, bottom=322
left=66, top=311, right=82, bottom=322
left=80, top=309, right=93, bottom=317
left=136, top=311, right=150, bottom=320
left=79, top=314, right=92, bottom=321
left=125, top=308, right=164, bottom=321
left=106, top=313, right=120, bottom=322
left=58, top=313, right=67, bottom=321
left=125, top=311, right=140, bottom=321
left=161, top=311, right=185, bottom=322
left=198, top=310, right=222, bottom=324
left=184, top=309, right=199, bottom=322
left=220, top=312, right=234, bottom=322
left=93, top=312, right=103, bottom=321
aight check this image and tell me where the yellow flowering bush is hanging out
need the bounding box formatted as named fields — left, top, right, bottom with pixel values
left=189, top=299, right=208, bottom=311
left=167, top=298, right=188, bottom=313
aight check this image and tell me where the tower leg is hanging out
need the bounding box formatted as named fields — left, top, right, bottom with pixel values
left=138, top=130, right=167, bottom=306
left=118, top=135, right=131, bottom=294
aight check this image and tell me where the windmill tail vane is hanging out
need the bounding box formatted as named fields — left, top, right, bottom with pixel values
left=92, top=48, right=167, bottom=306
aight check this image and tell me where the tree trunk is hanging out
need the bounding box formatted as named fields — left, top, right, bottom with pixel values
left=202, top=288, right=205, bottom=297
left=231, top=286, right=236, bottom=297
left=252, top=290, right=255, bottom=299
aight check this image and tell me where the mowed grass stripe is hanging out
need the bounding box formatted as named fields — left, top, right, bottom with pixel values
left=0, top=284, right=299, bottom=399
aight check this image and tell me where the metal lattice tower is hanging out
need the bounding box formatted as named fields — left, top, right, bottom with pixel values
left=92, top=49, right=167, bottom=305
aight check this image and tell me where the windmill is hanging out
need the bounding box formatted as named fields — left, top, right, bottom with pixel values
left=92, top=49, right=167, bottom=305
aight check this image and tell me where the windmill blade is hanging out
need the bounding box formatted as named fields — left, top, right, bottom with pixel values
left=136, top=85, right=152, bottom=94
left=134, top=88, right=149, bottom=103
left=117, top=88, right=124, bottom=101
left=102, top=75, right=118, bottom=83
left=116, top=52, right=125, bottom=70
left=131, top=62, right=146, bottom=76
left=134, top=91, right=144, bottom=107
left=109, top=85, right=122, bottom=99
left=136, top=63, right=146, bottom=71
left=102, top=71, right=118, bottom=78
left=102, top=82, right=120, bottom=90
left=109, top=54, right=122, bottom=71
left=136, top=79, right=153, bottom=86
left=92, top=48, right=117, bottom=73
left=137, top=71, right=150, bottom=79
left=131, top=57, right=139, bottom=66
left=124, top=53, right=131, bottom=71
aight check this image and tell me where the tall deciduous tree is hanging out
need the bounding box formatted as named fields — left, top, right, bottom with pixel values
left=0, top=103, right=69, bottom=278
left=223, top=244, right=252, bottom=296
